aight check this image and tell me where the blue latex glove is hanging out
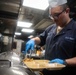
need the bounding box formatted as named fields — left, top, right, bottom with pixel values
left=49, top=58, right=65, bottom=64
left=26, top=39, right=35, bottom=52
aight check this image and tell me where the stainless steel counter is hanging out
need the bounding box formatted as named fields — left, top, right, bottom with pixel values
left=0, top=51, right=36, bottom=75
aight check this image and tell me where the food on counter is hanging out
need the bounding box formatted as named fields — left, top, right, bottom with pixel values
left=36, top=50, right=41, bottom=56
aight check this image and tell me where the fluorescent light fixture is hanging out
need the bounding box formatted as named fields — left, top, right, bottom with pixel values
left=15, top=32, right=21, bottom=35
left=21, top=28, right=34, bottom=33
left=23, top=0, right=49, bottom=10
left=17, top=21, right=32, bottom=28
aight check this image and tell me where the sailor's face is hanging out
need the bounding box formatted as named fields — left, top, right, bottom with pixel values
left=49, top=6, right=66, bottom=27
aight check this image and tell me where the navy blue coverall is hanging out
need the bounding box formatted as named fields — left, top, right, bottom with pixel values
left=39, top=19, right=76, bottom=75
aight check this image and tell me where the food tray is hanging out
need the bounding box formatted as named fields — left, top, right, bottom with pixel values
left=23, top=59, right=65, bottom=71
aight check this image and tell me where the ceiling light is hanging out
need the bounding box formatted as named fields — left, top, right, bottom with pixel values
left=21, top=29, right=34, bottom=33
left=17, top=21, right=32, bottom=28
left=15, top=32, right=21, bottom=35
left=23, top=0, right=49, bottom=10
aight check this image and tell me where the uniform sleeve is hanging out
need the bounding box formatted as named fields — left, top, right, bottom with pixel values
left=38, top=24, right=56, bottom=46
left=38, top=30, right=47, bottom=46
left=73, top=21, right=76, bottom=56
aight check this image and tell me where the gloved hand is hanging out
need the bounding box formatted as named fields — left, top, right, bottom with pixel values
left=26, top=39, right=35, bottom=51
left=49, top=58, right=66, bottom=65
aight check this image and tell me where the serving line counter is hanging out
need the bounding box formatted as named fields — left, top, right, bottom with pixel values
left=0, top=51, right=66, bottom=75
left=0, top=51, right=37, bottom=75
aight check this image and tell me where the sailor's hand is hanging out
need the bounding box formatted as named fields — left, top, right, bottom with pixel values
left=26, top=39, right=35, bottom=51
left=49, top=58, right=66, bottom=65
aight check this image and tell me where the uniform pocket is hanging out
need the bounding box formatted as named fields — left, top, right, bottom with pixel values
left=64, top=36, right=75, bottom=43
